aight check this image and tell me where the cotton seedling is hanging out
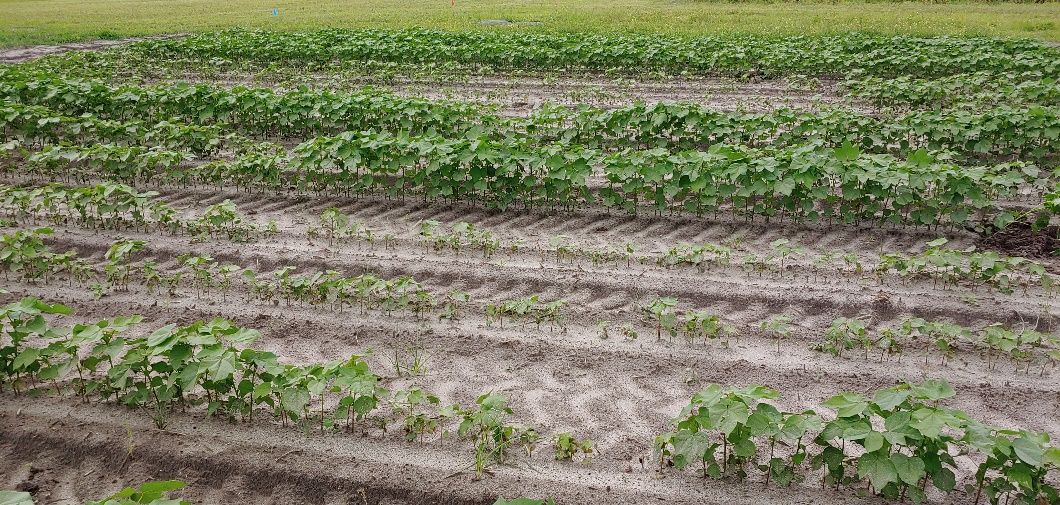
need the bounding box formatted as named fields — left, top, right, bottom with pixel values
left=519, top=427, right=541, bottom=457
left=842, top=253, right=864, bottom=275
left=439, top=289, right=470, bottom=321
left=549, top=235, right=577, bottom=264
left=104, top=238, right=145, bottom=292
left=554, top=432, right=595, bottom=463
left=0, top=227, right=55, bottom=282
left=767, top=239, right=802, bottom=277
left=181, top=254, right=217, bottom=297
left=812, top=252, right=837, bottom=281
left=761, top=316, right=793, bottom=353
left=456, top=392, right=530, bottom=479
left=193, top=200, right=258, bottom=242
left=681, top=310, right=720, bottom=346
left=814, top=318, right=870, bottom=359
left=621, top=322, right=639, bottom=341
left=644, top=297, right=678, bottom=342
left=390, top=344, right=430, bottom=377
left=596, top=320, right=611, bottom=340
left=391, top=387, right=441, bottom=442
left=416, top=220, right=440, bottom=252
left=874, top=327, right=906, bottom=362
left=217, top=264, right=241, bottom=301
left=319, top=207, right=349, bottom=245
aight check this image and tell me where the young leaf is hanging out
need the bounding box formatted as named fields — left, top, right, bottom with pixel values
left=857, top=451, right=898, bottom=490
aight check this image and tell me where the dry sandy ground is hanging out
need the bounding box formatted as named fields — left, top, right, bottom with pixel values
left=0, top=43, right=1056, bottom=505
left=163, top=73, right=856, bottom=115
left=1, top=182, right=1057, bottom=505
left=0, top=35, right=184, bottom=64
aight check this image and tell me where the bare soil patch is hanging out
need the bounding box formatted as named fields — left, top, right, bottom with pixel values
left=1, top=182, right=1057, bottom=504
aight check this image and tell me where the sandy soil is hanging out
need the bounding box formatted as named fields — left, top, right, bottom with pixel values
left=0, top=50, right=1054, bottom=503
left=0, top=35, right=184, bottom=64
left=157, top=73, right=858, bottom=116
left=1, top=182, right=1057, bottom=505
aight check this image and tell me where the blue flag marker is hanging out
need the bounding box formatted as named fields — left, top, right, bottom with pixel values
left=272, top=8, right=278, bottom=16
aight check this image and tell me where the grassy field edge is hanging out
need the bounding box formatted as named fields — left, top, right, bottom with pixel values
left=1, top=0, right=1059, bottom=49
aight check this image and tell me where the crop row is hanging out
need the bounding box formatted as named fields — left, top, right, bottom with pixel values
left=0, top=68, right=487, bottom=140
left=0, top=183, right=269, bottom=243
left=20, top=41, right=1060, bottom=114
left=842, top=71, right=1060, bottom=110
left=0, top=481, right=550, bottom=505
left=3, top=182, right=1058, bottom=297
left=0, top=297, right=588, bottom=479
left=1, top=480, right=192, bottom=505
left=5, top=225, right=1060, bottom=370
left=126, top=29, right=1060, bottom=78
left=812, top=316, right=1060, bottom=373
left=4, top=135, right=1049, bottom=230
left=537, top=102, right=1060, bottom=164
left=656, top=381, right=1059, bottom=504
left=0, top=102, right=235, bottom=156
left=635, top=297, right=1059, bottom=372
left=263, top=134, right=1049, bottom=228
left=4, top=69, right=1060, bottom=164
left=0, top=296, right=1056, bottom=504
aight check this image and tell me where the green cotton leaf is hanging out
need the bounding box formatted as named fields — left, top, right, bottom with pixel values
left=1012, top=434, right=1046, bottom=466
left=746, top=404, right=783, bottom=437
left=708, top=398, right=749, bottom=435
left=732, top=384, right=780, bottom=403
left=863, top=431, right=885, bottom=453
left=992, top=210, right=1016, bottom=231
left=769, top=457, right=795, bottom=487
left=0, top=491, right=34, bottom=505
left=821, top=417, right=862, bottom=441
left=732, top=437, right=756, bottom=458
left=672, top=430, right=713, bottom=469
left=931, top=467, right=956, bottom=492
left=692, top=385, right=723, bottom=407
left=146, top=324, right=178, bottom=349
left=907, top=485, right=926, bottom=505
left=21, top=316, right=47, bottom=335
left=129, top=480, right=185, bottom=502
left=72, top=324, right=103, bottom=345
left=949, top=208, right=968, bottom=224
left=910, top=407, right=958, bottom=439
left=834, top=141, right=861, bottom=162
left=873, top=387, right=911, bottom=411
left=779, top=412, right=823, bottom=442
left=890, top=453, right=926, bottom=486
left=1006, top=462, right=1035, bottom=491
left=910, top=379, right=955, bottom=401
left=38, top=362, right=68, bottom=381
left=280, top=387, right=310, bottom=414
left=252, top=382, right=273, bottom=399
left=352, top=395, right=378, bottom=417
left=884, top=411, right=912, bottom=433
left=12, top=348, right=40, bottom=370
left=841, top=421, right=873, bottom=441
left=1043, top=447, right=1060, bottom=467
left=858, top=451, right=898, bottom=490
left=225, top=328, right=260, bottom=345
left=906, top=149, right=934, bottom=167
left=823, top=392, right=868, bottom=418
